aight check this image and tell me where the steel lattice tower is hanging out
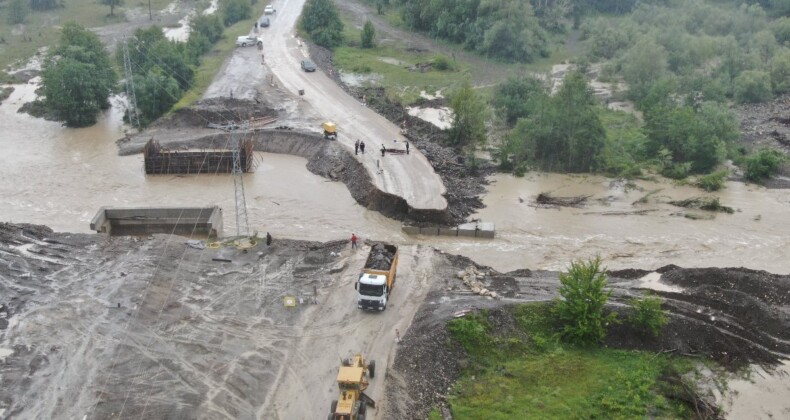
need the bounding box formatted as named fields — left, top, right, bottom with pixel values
left=122, top=39, right=141, bottom=129
left=232, top=134, right=250, bottom=237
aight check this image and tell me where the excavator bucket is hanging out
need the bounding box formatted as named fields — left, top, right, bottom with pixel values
left=361, top=392, right=376, bottom=408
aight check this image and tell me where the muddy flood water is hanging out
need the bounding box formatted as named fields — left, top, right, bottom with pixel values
left=2, top=81, right=790, bottom=275
left=2, top=79, right=790, bottom=418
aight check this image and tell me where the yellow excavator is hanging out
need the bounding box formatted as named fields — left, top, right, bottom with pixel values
left=327, top=354, right=376, bottom=420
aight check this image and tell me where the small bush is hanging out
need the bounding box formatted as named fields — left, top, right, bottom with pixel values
left=733, top=70, right=773, bottom=104
left=695, top=170, right=728, bottom=191
left=553, top=257, right=617, bottom=346
left=448, top=315, right=489, bottom=349
left=661, top=162, right=692, bottom=180
left=433, top=54, right=456, bottom=71
left=744, top=148, right=786, bottom=182
left=629, top=294, right=668, bottom=337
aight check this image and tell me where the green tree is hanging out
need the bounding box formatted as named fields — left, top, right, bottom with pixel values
left=301, top=0, right=344, bottom=48
left=42, top=23, right=116, bottom=127
left=100, top=0, right=123, bottom=16
left=447, top=79, right=489, bottom=148
left=7, top=0, right=28, bottom=24
left=361, top=20, right=376, bottom=48
left=491, top=76, right=548, bottom=127
left=628, top=294, right=668, bottom=337
left=621, top=38, right=668, bottom=100
left=191, top=14, right=224, bottom=43
left=133, top=69, right=182, bottom=125
left=221, top=0, right=251, bottom=26
left=773, top=17, right=790, bottom=46
left=769, top=49, right=790, bottom=93
left=734, top=70, right=772, bottom=103
left=553, top=257, right=616, bottom=345
left=552, top=71, right=606, bottom=172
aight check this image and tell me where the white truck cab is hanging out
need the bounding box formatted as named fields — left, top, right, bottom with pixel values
left=356, top=273, right=388, bottom=311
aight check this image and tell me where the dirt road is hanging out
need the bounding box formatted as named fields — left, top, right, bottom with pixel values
left=0, top=224, right=432, bottom=419
left=204, top=2, right=447, bottom=212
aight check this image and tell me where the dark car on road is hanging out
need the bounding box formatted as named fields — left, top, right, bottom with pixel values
left=260, top=17, right=270, bottom=27
left=301, top=59, right=317, bottom=72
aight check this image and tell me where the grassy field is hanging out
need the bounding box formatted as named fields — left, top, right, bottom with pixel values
left=331, top=11, right=576, bottom=105
left=0, top=0, right=174, bottom=74
left=445, top=304, right=704, bottom=419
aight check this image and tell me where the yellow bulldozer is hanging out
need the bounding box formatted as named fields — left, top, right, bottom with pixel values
left=327, top=354, right=376, bottom=420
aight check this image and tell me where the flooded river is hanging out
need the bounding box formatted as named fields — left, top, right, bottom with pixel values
left=2, top=78, right=790, bottom=418
left=2, top=81, right=790, bottom=276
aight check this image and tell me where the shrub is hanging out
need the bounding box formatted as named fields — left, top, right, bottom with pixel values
left=361, top=20, right=376, bottom=48
left=433, top=54, right=455, bottom=71
left=301, top=0, right=344, bottom=48
left=733, top=70, right=772, bottom=103
left=629, top=294, right=668, bottom=337
left=553, top=257, right=617, bottom=345
left=695, top=170, right=728, bottom=191
left=448, top=315, right=489, bottom=349
left=744, top=148, right=786, bottom=182
left=662, top=162, right=692, bottom=180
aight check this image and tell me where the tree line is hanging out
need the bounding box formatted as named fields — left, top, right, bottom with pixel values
left=39, top=0, right=256, bottom=127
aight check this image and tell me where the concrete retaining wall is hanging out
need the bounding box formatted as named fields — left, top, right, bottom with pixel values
left=90, top=206, right=223, bottom=238
left=401, top=221, right=495, bottom=238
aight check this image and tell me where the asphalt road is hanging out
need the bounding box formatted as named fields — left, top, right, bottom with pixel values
left=209, top=2, right=448, bottom=212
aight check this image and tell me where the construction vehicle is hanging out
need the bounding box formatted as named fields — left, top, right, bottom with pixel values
left=323, top=121, right=337, bottom=140
left=327, top=354, right=376, bottom=420
left=355, top=244, right=398, bottom=310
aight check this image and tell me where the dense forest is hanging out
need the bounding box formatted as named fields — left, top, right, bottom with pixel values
left=411, top=0, right=790, bottom=182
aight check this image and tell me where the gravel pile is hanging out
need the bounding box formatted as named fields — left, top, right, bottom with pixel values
left=364, top=243, right=395, bottom=270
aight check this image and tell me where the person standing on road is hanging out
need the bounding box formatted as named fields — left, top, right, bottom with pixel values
left=355, top=139, right=360, bottom=155
left=266, top=232, right=272, bottom=246
left=351, top=233, right=358, bottom=249
left=360, top=141, right=366, bottom=154
left=405, top=141, right=410, bottom=155
left=396, top=329, right=401, bottom=343
left=381, top=145, right=386, bottom=157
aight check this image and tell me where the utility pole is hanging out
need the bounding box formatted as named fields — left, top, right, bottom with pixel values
left=122, top=38, right=141, bottom=129
left=149, top=0, right=152, bottom=20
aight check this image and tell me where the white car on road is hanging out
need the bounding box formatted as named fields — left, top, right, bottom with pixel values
left=236, top=36, right=262, bottom=47
left=264, top=5, right=275, bottom=14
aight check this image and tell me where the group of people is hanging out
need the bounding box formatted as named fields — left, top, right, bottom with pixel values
left=354, top=140, right=366, bottom=155
left=354, top=139, right=410, bottom=157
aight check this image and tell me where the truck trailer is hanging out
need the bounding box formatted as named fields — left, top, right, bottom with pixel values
left=355, top=244, right=398, bottom=310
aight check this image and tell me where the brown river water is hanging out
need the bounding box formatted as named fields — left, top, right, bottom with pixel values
left=2, top=81, right=789, bottom=274
left=2, top=80, right=790, bottom=417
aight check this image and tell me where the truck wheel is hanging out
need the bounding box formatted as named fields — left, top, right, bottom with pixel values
left=330, top=400, right=337, bottom=413
left=368, top=360, right=376, bottom=378
left=358, top=414, right=365, bottom=420
left=327, top=414, right=333, bottom=420
left=241, top=43, right=247, bottom=47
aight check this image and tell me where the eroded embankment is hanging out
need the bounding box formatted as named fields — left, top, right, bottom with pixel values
left=382, top=256, right=790, bottom=418
left=120, top=128, right=449, bottom=224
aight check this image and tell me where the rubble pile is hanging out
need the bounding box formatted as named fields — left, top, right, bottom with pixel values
left=456, top=265, right=499, bottom=298
left=365, top=243, right=395, bottom=270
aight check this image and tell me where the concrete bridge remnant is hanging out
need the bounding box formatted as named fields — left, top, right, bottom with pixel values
left=143, top=138, right=254, bottom=174
left=90, top=206, right=223, bottom=238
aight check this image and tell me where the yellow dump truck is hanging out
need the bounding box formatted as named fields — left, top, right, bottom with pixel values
left=327, top=354, right=376, bottom=420
left=323, top=121, right=337, bottom=140
left=355, top=244, right=399, bottom=311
